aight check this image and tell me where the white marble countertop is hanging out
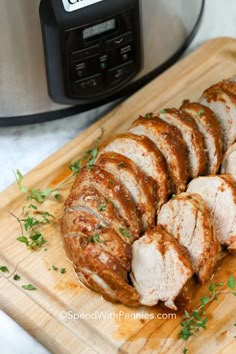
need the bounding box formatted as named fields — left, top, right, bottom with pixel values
left=1, top=0, right=236, bottom=353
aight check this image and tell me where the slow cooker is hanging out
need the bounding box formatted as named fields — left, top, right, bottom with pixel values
left=0, top=0, right=204, bottom=125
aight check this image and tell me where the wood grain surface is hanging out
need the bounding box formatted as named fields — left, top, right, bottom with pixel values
left=1, top=38, right=236, bottom=354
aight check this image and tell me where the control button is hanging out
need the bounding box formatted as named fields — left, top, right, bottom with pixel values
left=74, top=73, right=103, bottom=93
left=71, top=44, right=100, bottom=62
left=75, top=62, right=86, bottom=78
left=107, top=61, right=135, bottom=86
left=106, top=32, right=133, bottom=50
left=100, top=62, right=107, bottom=70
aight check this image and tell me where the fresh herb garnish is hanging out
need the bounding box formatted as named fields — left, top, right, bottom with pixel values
left=22, top=284, right=37, bottom=291
left=11, top=169, right=58, bottom=250
left=0, top=266, right=9, bottom=273
left=183, top=348, right=188, bottom=354
left=13, top=274, right=21, bottom=281
left=69, top=128, right=104, bottom=174
left=144, top=113, right=153, bottom=119
left=87, top=233, right=106, bottom=244
left=179, top=275, right=236, bottom=342
left=198, top=110, right=204, bottom=116
left=160, top=109, right=167, bottom=114
left=98, top=204, right=107, bottom=211
left=52, top=265, right=58, bottom=271
left=118, top=161, right=125, bottom=167
left=119, top=228, right=132, bottom=238
left=60, top=268, right=66, bottom=274
left=172, top=194, right=176, bottom=199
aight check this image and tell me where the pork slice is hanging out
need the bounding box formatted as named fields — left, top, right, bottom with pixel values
left=65, top=241, right=140, bottom=306
left=130, top=225, right=193, bottom=310
left=187, top=175, right=236, bottom=252
left=221, top=142, right=236, bottom=175
left=97, top=152, right=157, bottom=230
left=181, top=101, right=223, bottom=174
left=157, top=193, right=221, bottom=283
left=65, top=185, right=136, bottom=244
left=60, top=210, right=132, bottom=273
left=75, top=258, right=140, bottom=306
left=69, top=166, right=141, bottom=239
left=129, top=115, right=189, bottom=193
left=158, top=108, right=207, bottom=178
left=200, top=81, right=236, bottom=151
left=100, top=132, right=170, bottom=209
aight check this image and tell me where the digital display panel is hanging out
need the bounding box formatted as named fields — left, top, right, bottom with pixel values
left=83, top=19, right=116, bottom=39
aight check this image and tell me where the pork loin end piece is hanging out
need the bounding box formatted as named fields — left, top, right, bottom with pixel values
left=131, top=225, right=193, bottom=310
left=199, top=80, right=236, bottom=151
left=187, top=175, right=236, bottom=252
left=158, top=193, right=221, bottom=283
left=221, top=142, right=236, bottom=175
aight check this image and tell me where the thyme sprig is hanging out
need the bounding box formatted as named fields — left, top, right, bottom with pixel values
left=179, top=275, right=236, bottom=341
left=69, top=128, right=104, bottom=175
left=12, top=170, right=56, bottom=250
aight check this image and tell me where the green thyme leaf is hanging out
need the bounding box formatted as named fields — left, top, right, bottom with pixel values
left=119, top=228, right=132, bottom=238
left=98, top=204, right=107, bottom=211
left=13, top=274, right=21, bottom=281
left=70, top=159, right=81, bottom=174
left=198, top=110, right=205, bottom=116
left=60, top=268, right=66, bottom=274
left=160, top=109, right=167, bottom=113
left=52, top=265, right=58, bottom=271
left=209, top=283, right=215, bottom=292
left=22, top=284, right=37, bottom=291
left=228, top=275, right=235, bottom=290
left=201, top=296, right=210, bottom=305
left=17, top=236, right=29, bottom=246
left=0, top=266, right=9, bottom=273
left=144, top=113, right=152, bottom=119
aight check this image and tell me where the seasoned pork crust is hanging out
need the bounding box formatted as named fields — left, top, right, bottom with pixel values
left=181, top=101, right=223, bottom=174
left=97, top=152, right=157, bottom=230
left=158, top=108, right=207, bottom=178
left=100, top=132, right=170, bottom=209
left=68, top=166, right=141, bottom=239
left=129, top=115, right=189, bottom=193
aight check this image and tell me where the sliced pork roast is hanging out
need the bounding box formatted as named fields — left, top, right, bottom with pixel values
left=65, top=185, right=137, bottom=244
left=157, top=193, right=221, bottom=283
left=96, top=152, right=157, bottom=230
left=221, top=142, right=236, bottom=175
left=200, top=80, right=236, bottom=151
left=61, top=218, right=140, bottom=306
left=131, top=225, right=193, bottom=310
left=129, top=115, right=189, bottom=193
left=181, top=101, right=223, bottom=174
left=158, top=108, right=207, bottom=178
left=100, top=132, right=170, bottom=209
left=68, top=165, right=141, bottom=240
left=60, top=169, right=140, bottom=306
left=187, top=175, right=236, bottom=254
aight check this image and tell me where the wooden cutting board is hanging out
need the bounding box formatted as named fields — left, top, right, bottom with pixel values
left=1, top=38, right=236, bottom=354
